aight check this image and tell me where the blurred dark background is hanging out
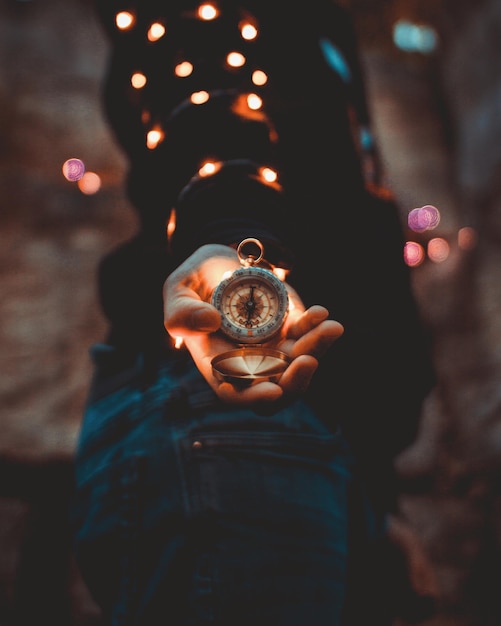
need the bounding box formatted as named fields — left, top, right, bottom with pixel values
left=0, top=0, right=500, bottom=624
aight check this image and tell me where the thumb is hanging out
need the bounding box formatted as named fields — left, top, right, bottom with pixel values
left=164, top=298, right=221, bottom=337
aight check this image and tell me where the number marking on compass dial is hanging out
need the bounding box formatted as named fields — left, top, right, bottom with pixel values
left=212, top=266, right=289, bottom=343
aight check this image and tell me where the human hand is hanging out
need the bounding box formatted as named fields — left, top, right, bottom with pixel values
left=163, top=244, right=344, bottom=405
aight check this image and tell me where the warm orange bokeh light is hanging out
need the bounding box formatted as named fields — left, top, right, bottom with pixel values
left=175, top=61, right=194, bottom=77
left=146, top=128, right=164, bottom=149
left=198, top=3, right=218, bottom=20
left=273, top=267, right=287, bottom=282
left=252, top=70, right=268, bottom=86
left=259, top=167, right=277, bottom=183
left=226, top=51, right=246, bottom=68
left=190, top=91, right=210, bottom=104
left=166, top=209, right=176, bottom=242
left=78, top=172, right=101, bottom=195
left=427, top=237, right=450, bottom=263
left=131, top=72, right=147, bottom=89
left=247, top=93, right=262, bottom=110
left=240, top=21, right=258, bottom=40
left=458, top=226, right=478, bottom=251
left=147, top=22, right=166, bottom=42
left=198, top=161, right=222, bottom=177
left=116, top=11, right=135, bottom=30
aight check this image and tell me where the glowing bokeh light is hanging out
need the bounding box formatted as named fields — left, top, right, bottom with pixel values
left=146, top=128, right=164, bottom=149
left=240, top=22, right=258, bottom=40
left=259, top=167, right=277, bottom=183
left=62, top=158, right=85, bottom=181
left=319, top=38, right=352, bottom=83
left=131, top=72, right=147, bottom=89
left=227, top=51, right=246, bottom=68
left=421, top=204, right=440, bottom=228
left=247, top=93, right=262, bottom=110
left=198, top=3, right=218, bottom=20
left=147, top=22, right=166, bottom=42
left=191, top=90, right=210, bottom=104
left=116, top=11, right=135, bottom=30
left=393, top=20, right=438, bottom=54
left=274, top=267, right=287, bottom=282
left=404, top=241, right=425, bottom=267
left=166, top=209, right=176, bottom=242
left=408, top=204, right=440, bottom=232
left=77, top=172, right=101, bottom=195
left=252, top=70, right=267, bottom=86
left=198, top=161, right=221, bottom=177
left=458, top=226, right=478, bottom=251
left=427, top=237, right=450, bottom=263
left=407, top=208, right=426, bottom=232
left=175, top=61, right=193, bottom=77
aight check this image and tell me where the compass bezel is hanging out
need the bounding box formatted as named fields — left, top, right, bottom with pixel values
left=211, top=266, right=289, bottom=344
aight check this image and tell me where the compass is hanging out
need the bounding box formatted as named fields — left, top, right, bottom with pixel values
left=210, top=238, right=291, bottom=385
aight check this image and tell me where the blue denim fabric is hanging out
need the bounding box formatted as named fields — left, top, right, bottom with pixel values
left=71, top=344, right=386, bottom=626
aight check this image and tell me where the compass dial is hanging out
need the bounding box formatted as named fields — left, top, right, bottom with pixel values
left=211, top=266, right=289, bottom=343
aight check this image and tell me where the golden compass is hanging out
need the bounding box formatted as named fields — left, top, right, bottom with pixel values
left=210, top=238, right=291, bottom=386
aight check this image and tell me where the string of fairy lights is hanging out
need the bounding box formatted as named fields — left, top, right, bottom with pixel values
left=64, top=2, right=373, bottom=208
left=113, top=3, right=270, bottom=158
left=61, top=1, right=477, bottom=267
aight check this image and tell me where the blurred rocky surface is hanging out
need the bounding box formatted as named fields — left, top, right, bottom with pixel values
left=0, top=0, right=136, bottom=460
left=361, top=2, right=501, bottom=624
left=0, top=0, right=500, bottom=624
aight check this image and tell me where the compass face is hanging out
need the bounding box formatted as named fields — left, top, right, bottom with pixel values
left=211, top=266, right=289, bottom=343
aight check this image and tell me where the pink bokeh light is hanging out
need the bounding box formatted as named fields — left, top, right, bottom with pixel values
left=408, top=204, right=440, bottom=232
left=62, top=158, right=86, bottom=182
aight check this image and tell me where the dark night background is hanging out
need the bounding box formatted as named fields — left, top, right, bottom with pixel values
left=1, top=0, right=500, bottom=624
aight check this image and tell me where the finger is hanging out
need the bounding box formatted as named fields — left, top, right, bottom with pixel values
left=286, top=305, right=332, bottom=339
left=278, top=354, right=318, bottom=394
left=215, top=355, right=318, bottom=402
left=217, top=380, right=284, bottom=404
left=164, top=297, right=221, bottom=337
left=290, top=320, right=344, bottom=359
